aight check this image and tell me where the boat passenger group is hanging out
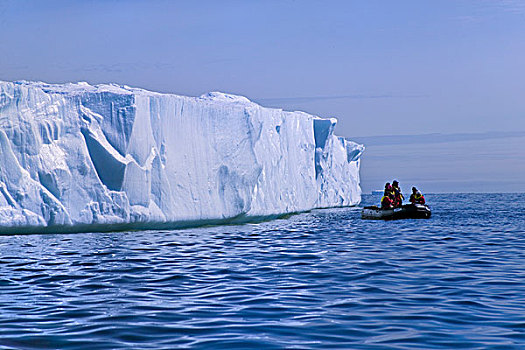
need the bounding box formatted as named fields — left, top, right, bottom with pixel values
left=381, top=180, right=426, bottom=209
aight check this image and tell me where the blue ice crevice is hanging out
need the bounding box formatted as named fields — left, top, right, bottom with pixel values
left=313, top=118, right=337, bottom=178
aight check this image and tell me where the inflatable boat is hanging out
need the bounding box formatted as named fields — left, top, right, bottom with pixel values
left=361, top=203, right=431, bottom=220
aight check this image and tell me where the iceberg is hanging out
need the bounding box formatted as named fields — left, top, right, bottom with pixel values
left=0, top=81, right=364, bottom=233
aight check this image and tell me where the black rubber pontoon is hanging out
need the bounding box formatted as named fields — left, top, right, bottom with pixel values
left=361, top=203, right=431, bottom=220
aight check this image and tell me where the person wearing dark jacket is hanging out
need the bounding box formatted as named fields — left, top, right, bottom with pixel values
left=384, top=183, right=393, bottom=196
left=409, top=187, right=426, bottom=204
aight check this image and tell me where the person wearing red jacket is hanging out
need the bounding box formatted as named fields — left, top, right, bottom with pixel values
left=409, top=187, right=425, bottom=204
left=392, top=180, right=404, bottom=208
left=381, top=194, right=394, bottom=209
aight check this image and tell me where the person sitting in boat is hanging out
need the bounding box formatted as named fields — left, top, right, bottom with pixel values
left=381, top=193, right=394, bottom=209
left=409, top=187, right=426, bottom=205
left=392, top=180, right=404, bottom=208
left=384, top=183, right=395, bottom=199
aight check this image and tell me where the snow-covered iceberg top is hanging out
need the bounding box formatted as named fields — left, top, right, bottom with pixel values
left=0, top=80, right=364, bottom=233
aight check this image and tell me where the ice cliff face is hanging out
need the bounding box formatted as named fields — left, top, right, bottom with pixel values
left=0, top=81, right=364, bottom=233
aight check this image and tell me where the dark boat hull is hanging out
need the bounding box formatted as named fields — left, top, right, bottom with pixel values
left=361, top=204, right=431, bottom=220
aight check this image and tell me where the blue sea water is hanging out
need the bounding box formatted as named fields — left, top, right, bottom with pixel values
left=0, top=193, right=524, bottom=349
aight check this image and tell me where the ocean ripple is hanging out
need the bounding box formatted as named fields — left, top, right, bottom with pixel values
left=0, top=194, right=524, bottom=348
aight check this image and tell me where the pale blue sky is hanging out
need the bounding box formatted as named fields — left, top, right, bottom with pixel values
left=1, top=0, right=524, bottom=192
left=1, top=0, right=524, bottom=137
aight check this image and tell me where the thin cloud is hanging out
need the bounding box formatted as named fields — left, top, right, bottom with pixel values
left=454, top=15, right=485, bottom=24
left=256, top=94, right=428, bottom=105
left=73, top=62, right=177, bottom=73
left=454, top=0, right=525, bottom=23
left=496, top=0, right=525, bottom=14
left=352, top=131, right=525, bottom=147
